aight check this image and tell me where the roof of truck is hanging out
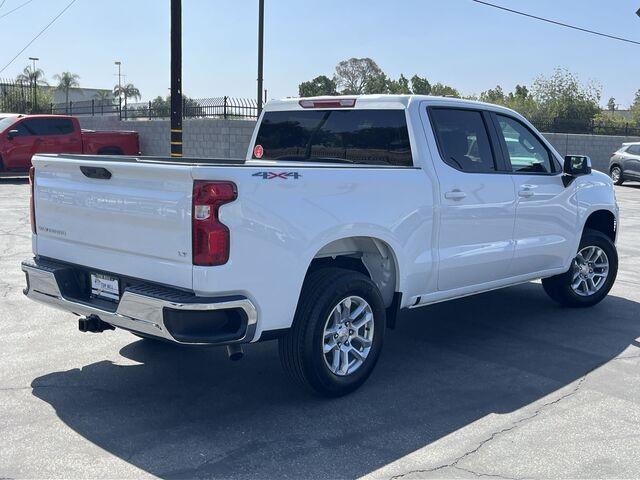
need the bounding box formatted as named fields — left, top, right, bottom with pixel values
left=265, top=94, right=520, bottom=116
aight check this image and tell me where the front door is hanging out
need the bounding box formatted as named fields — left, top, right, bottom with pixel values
left=2, top=120, right=39, bottom=170
left=426, top=107, right=517, bottom=292
left=492, top=113, right=578, bottom=276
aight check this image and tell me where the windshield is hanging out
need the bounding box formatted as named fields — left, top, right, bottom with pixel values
left=0, top=116, right=18, bottom=132
left=253, top=109, right=413, bottom=166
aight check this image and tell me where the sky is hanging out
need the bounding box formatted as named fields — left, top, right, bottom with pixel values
left=0, top=0, right=638, bottom=107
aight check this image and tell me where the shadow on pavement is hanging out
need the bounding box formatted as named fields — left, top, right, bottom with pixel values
left=31, top=283, right=640, bottom=479
left=0, top=177, right=29, bottom=185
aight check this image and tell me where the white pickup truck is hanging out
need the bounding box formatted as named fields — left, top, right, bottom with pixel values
left=22, top=95, right=619, bottom=396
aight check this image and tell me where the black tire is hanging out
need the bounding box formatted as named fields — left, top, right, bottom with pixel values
left=610, top=165, right=624, bottom=185
left=279, top=268, right=386, bottom=397
left=542, top=229, right=618, bottom=308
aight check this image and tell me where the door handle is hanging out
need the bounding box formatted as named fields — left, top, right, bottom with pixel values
left=518, top=189, right=535, bottom=198
left=444, top=190, right=467, bottom=200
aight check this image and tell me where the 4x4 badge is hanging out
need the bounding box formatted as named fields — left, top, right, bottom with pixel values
left=253, top=172, right=302, bottom=180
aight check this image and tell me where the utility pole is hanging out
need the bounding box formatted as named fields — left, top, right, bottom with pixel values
left=28, top=57, right=39, bottom=112
left=115, top=61, right=122, bottom=115
left=170, top=0, right=183, bottom=158
left=257, top=0, right=264, bottom=116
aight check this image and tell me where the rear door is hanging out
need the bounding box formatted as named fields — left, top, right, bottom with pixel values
left=491, top=113, right=577, bottom=276
left=426, top=106, right=517, bottom=291
left=623, top=144, right=640, bottom=178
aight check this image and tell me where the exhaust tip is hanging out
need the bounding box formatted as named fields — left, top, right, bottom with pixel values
left=226, top=344, right=244, bottom=361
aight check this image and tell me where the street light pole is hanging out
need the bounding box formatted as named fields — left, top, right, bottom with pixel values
left=171, top=0, right=182, bottom=158
left=29, top=57, right=39, bottom=112
left=257, top=0, right=264, bottom=116
left=115, top=61, right=122, bottom=115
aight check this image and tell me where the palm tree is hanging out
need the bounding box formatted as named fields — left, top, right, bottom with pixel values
left=93, top=89, right=111, bottom=105
left=16, top=65, right=48, bottom=86
left=53, top=71, right=80, bottom=107
left=113, top=83, right=141, bottom=111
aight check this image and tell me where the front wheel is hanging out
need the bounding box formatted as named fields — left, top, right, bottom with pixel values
left=610, top=166, right=624, bottom=185
left=279, top=268, right=385, bottom=397
left=542, top=229, right=618, bottom=308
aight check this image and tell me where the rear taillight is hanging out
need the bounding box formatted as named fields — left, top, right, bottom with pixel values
left=192, top=181, right=237, bottom=266
left=29, top=167, right=36, bottom=234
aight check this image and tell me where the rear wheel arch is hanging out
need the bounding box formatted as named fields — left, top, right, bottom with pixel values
left=305, top=236, right=400, bottom=308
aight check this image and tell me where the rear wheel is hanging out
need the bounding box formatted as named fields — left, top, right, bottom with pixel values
left=610, top=166, right=624, bottom=185
left=279, top=268, right=385, bottom=397
left=542, top=229, right=618, bottom=308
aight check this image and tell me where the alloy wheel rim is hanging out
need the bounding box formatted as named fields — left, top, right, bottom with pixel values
left=611, top=168, right=621, bottom=182
left=322, top=296, right=374, bottom=376
left=571, top=246, right=609, bottom=297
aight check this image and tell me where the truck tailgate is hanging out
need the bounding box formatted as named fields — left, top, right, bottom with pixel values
left=32, top=155, right=194, bottom=289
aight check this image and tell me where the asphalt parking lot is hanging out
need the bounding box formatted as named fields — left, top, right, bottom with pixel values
left=1, top=178, right=639, bottom=479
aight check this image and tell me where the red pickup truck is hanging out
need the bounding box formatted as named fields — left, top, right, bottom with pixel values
left=0, top=114, right=140, bottom=172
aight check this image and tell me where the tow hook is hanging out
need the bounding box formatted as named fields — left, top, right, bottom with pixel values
left=226, top=344, right=244, bottom=361
left=78, top=315, right=115, bottom=333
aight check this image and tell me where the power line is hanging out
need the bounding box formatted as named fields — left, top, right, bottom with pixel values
left=471, top=0, right=640, bottom=46
left=0, top=0, right=37, bottom=21
left=0, top=0, right=78, bottom=75
left=0, top=1, right=7, bottom=11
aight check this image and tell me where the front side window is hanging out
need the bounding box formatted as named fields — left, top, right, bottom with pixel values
left=430, top=108, right=496, bottom=173
left=253, top=109, right=413, bottom=166
left=496, top=115, right=553, bottom=173
left=22, top=118, right=74, bottom=136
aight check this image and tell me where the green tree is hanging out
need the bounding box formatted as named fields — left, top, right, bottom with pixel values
left=113, top=83, right=141, bottom=111
left=387, top=74, right=411, bottom=94
left=93, top=90, right=111, bottom=104
left=607, top=97, right=616, bottom=112
left=530, top=68, right=601, bottom=119
left=334, top=57, right=384, bottom=94
left=53, top=71, right=80, bottom=106
left=431, top=82, right=460, bottom=98
left=410, top=75, right=431, bottom=95
left=298, top=75, right=337, bottom=97
left=363, top=72, right=389, bottom=94
left=479, top=85, right=505, bottom=104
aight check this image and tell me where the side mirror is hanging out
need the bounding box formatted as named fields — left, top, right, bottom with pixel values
left=564, top=155, right=592, bottom=176
left=7, top=129, right=19, bottom=140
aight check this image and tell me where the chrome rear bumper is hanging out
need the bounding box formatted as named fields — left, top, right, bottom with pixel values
left=21, top=258, right=257, bottom=345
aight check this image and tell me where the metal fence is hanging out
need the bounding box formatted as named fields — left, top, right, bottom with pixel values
left=49, top=96, right=258, bottom=120
left=0, top=77, right=50, bottom=114
left=530, top=117, right=640, bottom=137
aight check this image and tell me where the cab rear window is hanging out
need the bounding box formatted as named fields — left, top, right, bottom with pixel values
left=253, top=109, right=413, bottom=166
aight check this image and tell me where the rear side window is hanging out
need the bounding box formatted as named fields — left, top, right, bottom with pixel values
left=430, top=108, right=496, bottom=173
left=22, top=118, right=74, bottom=136
left=253, top=109, right=413, bottom=166
left=627, top=145, right=640, bottom=155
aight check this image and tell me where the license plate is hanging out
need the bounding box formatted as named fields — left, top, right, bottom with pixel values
left=90, top=273, right=120, bottom=301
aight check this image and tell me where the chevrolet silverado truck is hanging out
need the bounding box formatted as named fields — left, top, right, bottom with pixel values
left=0, top=113, right=139, bottom=173
left=21, top=95, right=619, bottom=396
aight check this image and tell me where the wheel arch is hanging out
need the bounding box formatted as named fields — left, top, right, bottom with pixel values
left=305, top=236, right=401, bottom=308
left=583, top=209, right=617, bottom=243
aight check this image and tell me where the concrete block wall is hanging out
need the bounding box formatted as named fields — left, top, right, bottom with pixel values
left=79, top=116, right=256, bottom=159
left=79, top=116, right=637, bottom=172
left=542, top=133, right=640, bottom=173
